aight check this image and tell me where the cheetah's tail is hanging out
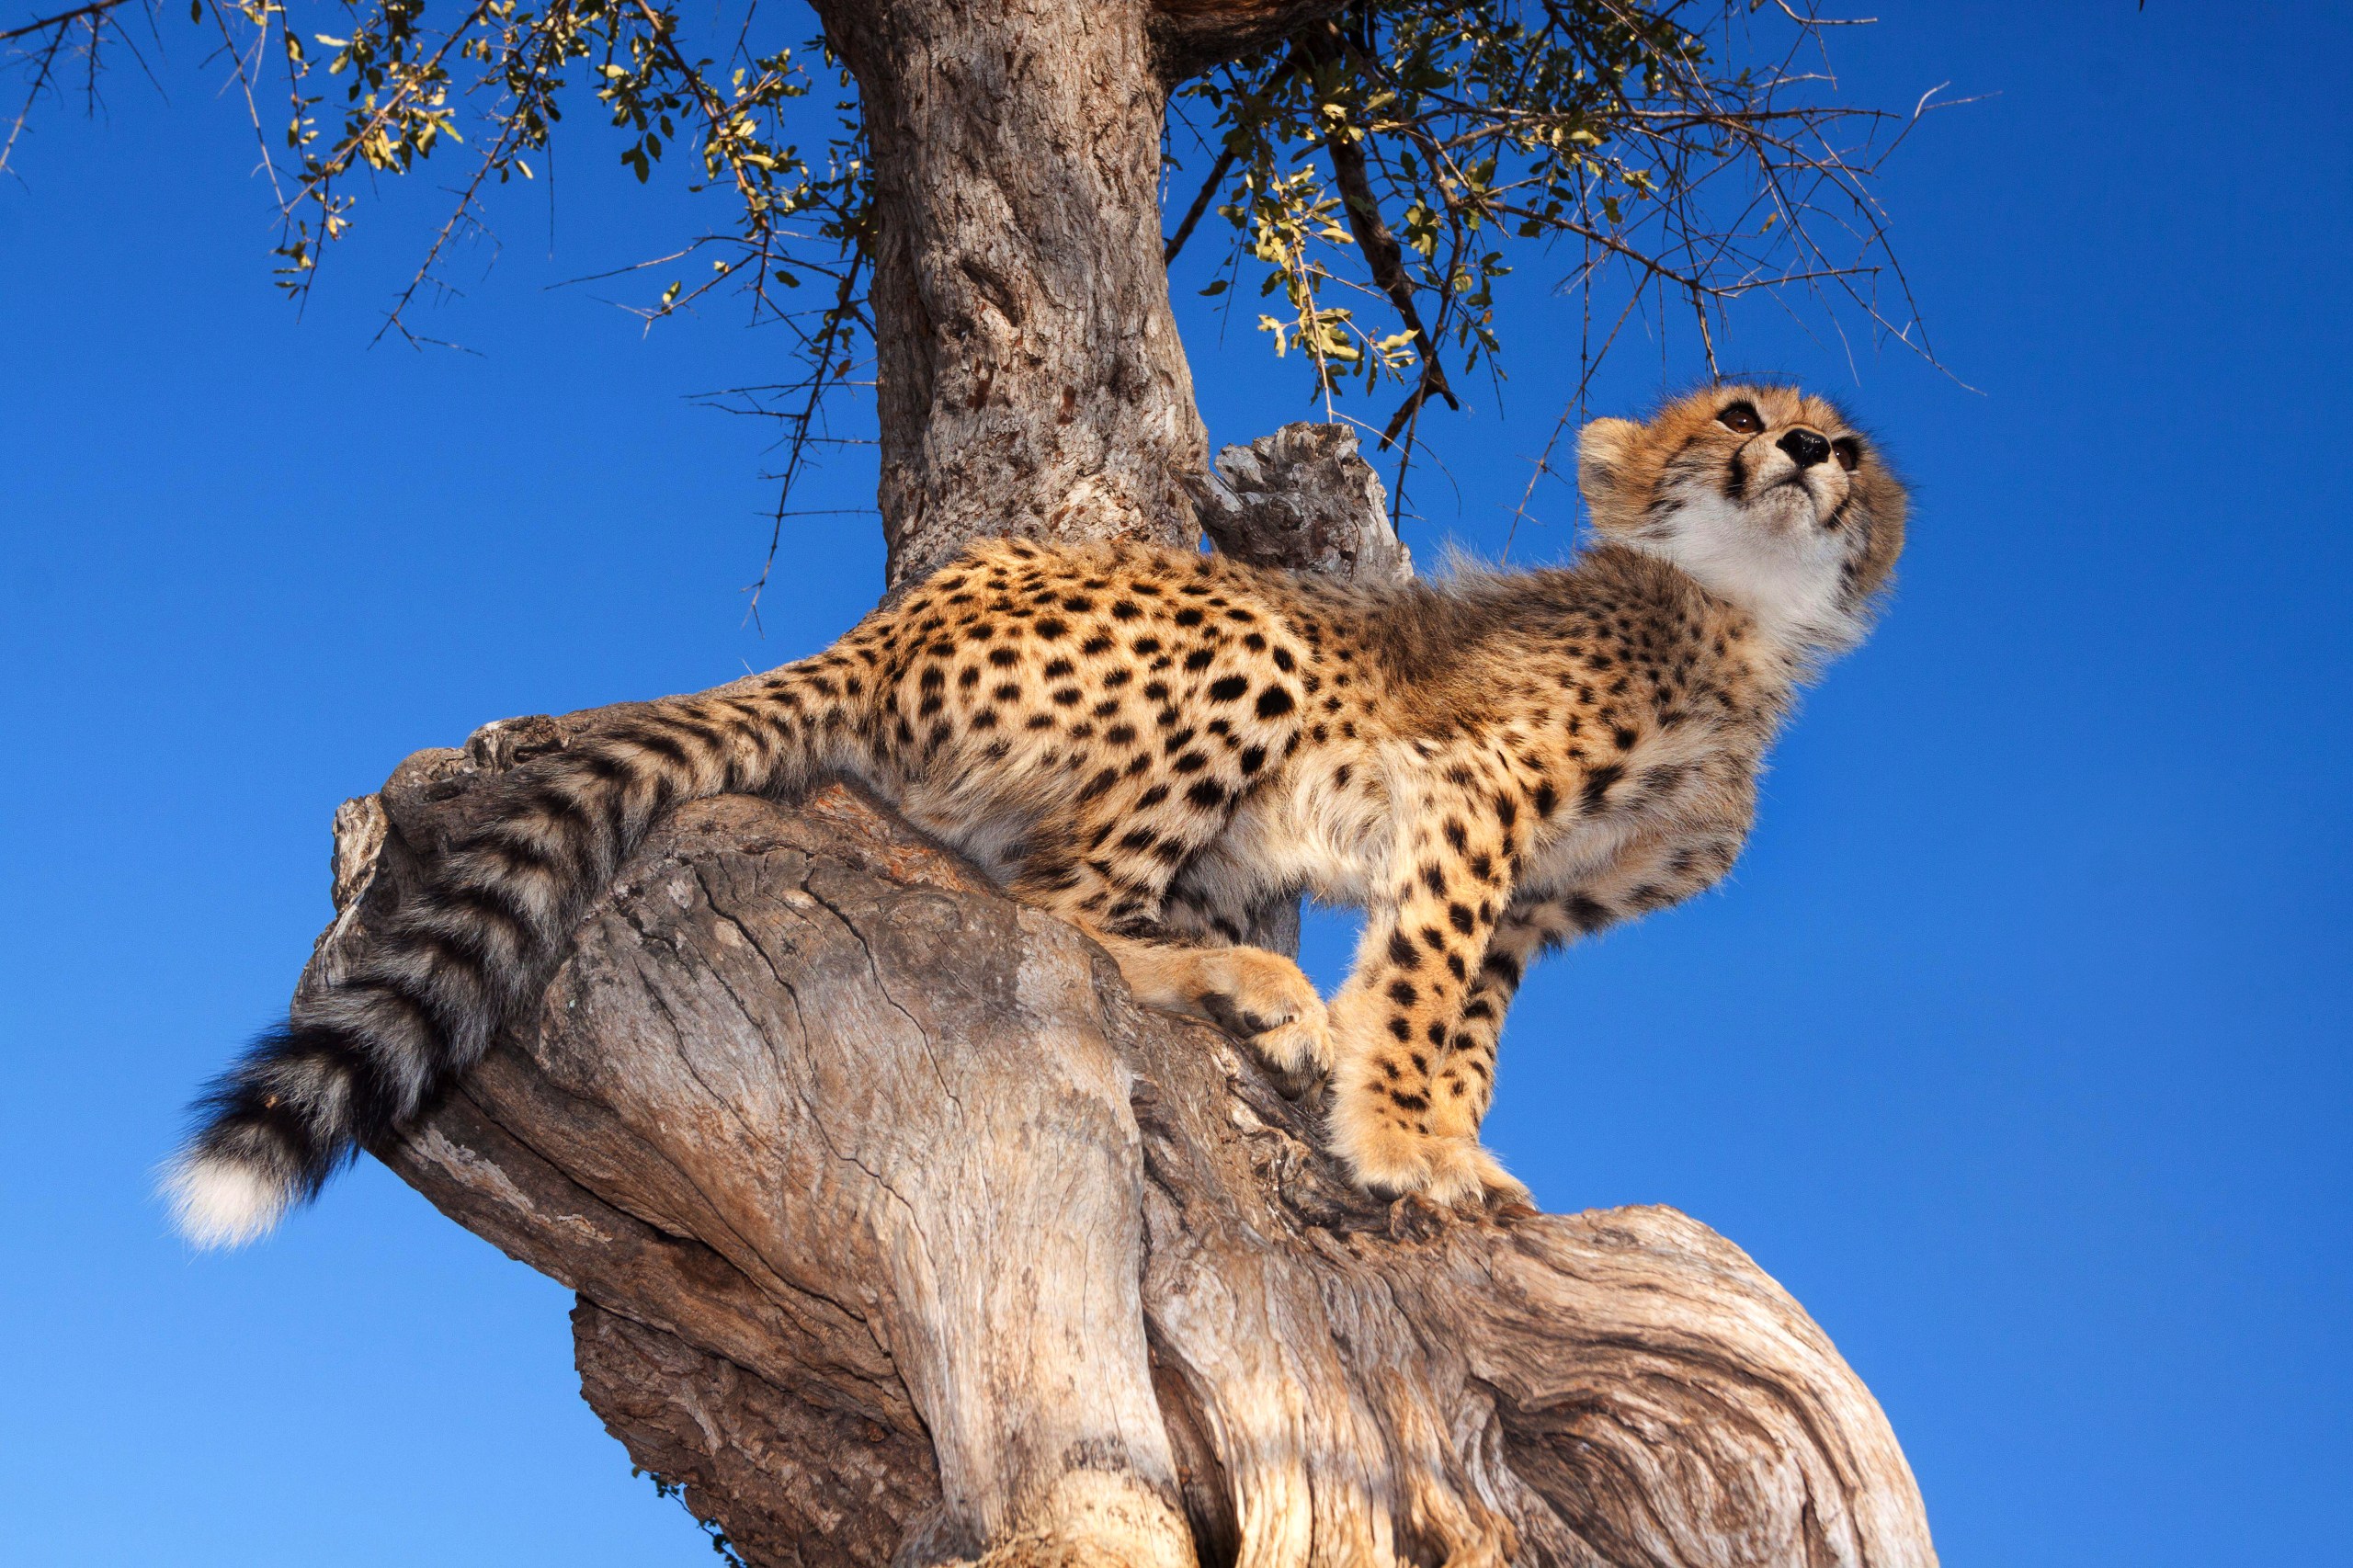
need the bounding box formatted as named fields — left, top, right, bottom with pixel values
left=163, top=663, right=863, bottom=1247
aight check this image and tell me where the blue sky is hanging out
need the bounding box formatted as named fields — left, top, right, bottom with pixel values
left=2, top=3, right=2347, bottom=1564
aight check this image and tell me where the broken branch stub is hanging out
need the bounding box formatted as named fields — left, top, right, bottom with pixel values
left=1196, top=423, right=1414, bottom=589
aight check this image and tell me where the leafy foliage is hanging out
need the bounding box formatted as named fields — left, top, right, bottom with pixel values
left=1152, top=1, right=1947, bottom=523
left=4, top=0, right=1942, bottom=548
left=1169, top=5, right=1937, bottom=440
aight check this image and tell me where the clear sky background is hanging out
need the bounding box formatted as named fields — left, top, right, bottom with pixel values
left=2, top=3, right=2347, bottom=1563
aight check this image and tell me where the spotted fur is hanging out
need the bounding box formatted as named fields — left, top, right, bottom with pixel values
left=165, top=383, right=1904, bottom=1241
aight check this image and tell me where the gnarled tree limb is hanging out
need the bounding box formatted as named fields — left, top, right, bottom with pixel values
left=342, top=772, right=1931, bottom=1568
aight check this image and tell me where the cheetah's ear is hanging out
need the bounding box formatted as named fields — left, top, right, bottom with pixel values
left=1575, top=417, right=1643, bottom=509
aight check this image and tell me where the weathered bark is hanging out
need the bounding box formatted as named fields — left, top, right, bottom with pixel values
left=335, top=763, right=1935, bottom=1568
left=813, top=0, right=1184, bottom=586
left=1194, top=423, right=1413, bottom=587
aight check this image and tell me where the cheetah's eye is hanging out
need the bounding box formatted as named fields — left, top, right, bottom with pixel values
left=1831, top=437, right=1861, bottom=473
left=1717, top=402, right=1763, bottom=436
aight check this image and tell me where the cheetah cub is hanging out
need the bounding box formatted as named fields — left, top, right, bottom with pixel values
left=167, top=384, right=1904, bottom=1243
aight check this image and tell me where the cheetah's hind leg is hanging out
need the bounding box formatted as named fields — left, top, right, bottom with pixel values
left=1096, top=936, right=1333, bottom=1083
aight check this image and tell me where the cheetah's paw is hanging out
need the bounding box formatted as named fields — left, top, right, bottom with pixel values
left=1192, top=946, right=1333, bottom=1079
left=1331, top=1108, right=1530, bottom=1214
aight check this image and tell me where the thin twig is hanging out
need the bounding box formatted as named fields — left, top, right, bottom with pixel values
left=0, top=0, right=130, bottom=47
left=1164, top=139, right=1237, bottom=265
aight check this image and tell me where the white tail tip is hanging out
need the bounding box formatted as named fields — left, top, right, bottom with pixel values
left=162, top=1150, right=291, bottom=1248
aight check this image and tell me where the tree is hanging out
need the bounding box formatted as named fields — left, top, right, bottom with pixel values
left=8, top=0, right=1944, bottom=1561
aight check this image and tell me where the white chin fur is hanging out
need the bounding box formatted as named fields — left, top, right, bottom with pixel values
left=162, top=1151, right=290, bottom=1248
left=1639, top=492, right=1859, bottom=653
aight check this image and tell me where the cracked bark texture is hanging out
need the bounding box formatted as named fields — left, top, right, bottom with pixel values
left=813, top=0, right=1199, bottom=589
left=330, top=766, right=1935, bottom=1568
left=804, top=0, right=1355, bottom=589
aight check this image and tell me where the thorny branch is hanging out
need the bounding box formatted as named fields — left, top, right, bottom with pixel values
left=703, top=241, right=870, bottom=631
left=0, top=0, right=129, bottom=47
left=1, top=0, right=132, bottom=174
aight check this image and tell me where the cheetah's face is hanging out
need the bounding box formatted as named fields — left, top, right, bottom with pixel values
left=1575, top=384, right=1907, bottom=653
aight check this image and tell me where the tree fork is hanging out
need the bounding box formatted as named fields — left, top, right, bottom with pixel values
left=348, top=745, right=1937, bottom=1568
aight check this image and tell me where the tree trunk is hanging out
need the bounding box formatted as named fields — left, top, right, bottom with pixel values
left=321, top=3, right=1939, bottom=1560
left=811, top=0, right=1346, bottom=586
left=814, top=0, right=1182, bottom=586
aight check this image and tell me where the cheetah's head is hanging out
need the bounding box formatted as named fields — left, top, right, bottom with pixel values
left=1576, top=383, right=1906, bottom=656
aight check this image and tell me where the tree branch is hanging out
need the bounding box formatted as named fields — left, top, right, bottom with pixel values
left=0, top=0, right=130, bottom=47
left=336, top=756, right=1938, bottom=1568
left=1293, top=24, right=1459, bottom=434
left=1147, top=0, right=1340, bottom=78
left=1162, top=139, right=1236, bottom=264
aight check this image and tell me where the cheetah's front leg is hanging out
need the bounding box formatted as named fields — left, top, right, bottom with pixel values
left=1005, top=810, right=1327, bottom=1080
left=1326, top=809, right=1531, bottom=1208
left=1338, top=824, right=1746, bottom=1205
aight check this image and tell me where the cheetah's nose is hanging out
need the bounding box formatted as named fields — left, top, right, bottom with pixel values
left=1776, top=428, right=1832, bottom=469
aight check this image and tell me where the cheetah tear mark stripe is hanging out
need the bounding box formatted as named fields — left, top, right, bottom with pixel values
left=163, top=664, right=860, bottom=1247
